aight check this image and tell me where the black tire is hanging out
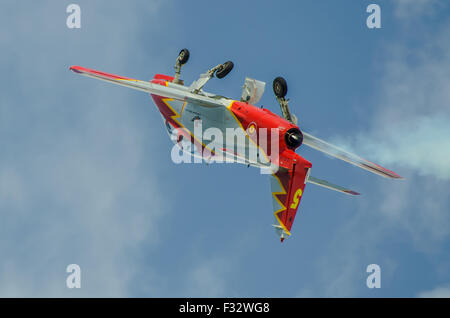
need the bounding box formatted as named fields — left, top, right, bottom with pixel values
left=273, top=77, right=288, bottom=98
left=216, top=61, right=234, bottom=79
left=178, top=49, right=190, bottom=65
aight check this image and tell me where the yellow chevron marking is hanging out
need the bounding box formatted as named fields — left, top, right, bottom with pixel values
left=272, top=173, right=291, bottom=236
left=161, top=97, right=215, bottom=156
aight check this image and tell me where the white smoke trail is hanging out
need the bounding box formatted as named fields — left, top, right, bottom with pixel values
left=333, top=21, right=450, bottom=180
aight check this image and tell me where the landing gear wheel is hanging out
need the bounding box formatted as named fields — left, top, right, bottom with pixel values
left=216, top=61, right=234, bottom=79
left=273, top=77, right=288, bottom=98
left=178, top=49, right=190, bottom=65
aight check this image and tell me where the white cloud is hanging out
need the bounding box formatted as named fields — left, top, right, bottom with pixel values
left=0, top=0, right=168, bottom=297
left=417, top=285, right=450, bottom=298
left=332, top=20, right=450, bottom=181
left=394, top=0, right=441, bottom=20
left=329, top=20, right=450, bottom=244
left=184, top=257, right=231, bottom=297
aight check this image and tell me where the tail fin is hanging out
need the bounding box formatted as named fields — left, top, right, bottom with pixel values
left=269, top=151, right=312, bottom=242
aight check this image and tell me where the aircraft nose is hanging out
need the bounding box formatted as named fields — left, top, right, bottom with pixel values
left=291, top=134, right=300, bottom=142
left=285, top=128, right=303, bottom=149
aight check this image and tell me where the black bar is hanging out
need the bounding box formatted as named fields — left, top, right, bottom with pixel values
left=0, top=298, right=449, bottom=315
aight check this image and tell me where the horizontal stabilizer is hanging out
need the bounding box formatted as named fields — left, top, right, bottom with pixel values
left=307, top=176, right=360, bottom=196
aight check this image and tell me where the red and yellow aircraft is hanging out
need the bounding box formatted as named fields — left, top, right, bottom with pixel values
left=70, top=49, right=401, bottom=242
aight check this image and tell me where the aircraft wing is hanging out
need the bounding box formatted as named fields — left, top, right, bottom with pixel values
left=302, top=132, right=402, bottom=179
left=69, top=65, right=227, bottom=108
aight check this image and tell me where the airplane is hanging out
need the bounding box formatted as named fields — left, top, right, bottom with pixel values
left=70, top=48, right=402, bottom=242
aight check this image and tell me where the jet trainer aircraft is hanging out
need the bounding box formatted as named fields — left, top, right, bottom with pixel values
left=70, top=49, right=401, bottom=242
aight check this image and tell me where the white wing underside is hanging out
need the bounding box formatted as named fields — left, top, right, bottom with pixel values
left=70, top=65, right=229, bottom=108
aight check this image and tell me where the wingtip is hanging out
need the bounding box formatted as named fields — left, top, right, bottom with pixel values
left=369, top=161, right=403, bottom=179
left=69, top=65, right=82, bottom=74
left=384, top=173, right=404, bottom=180
left=385, top=170, right=403, bottom=179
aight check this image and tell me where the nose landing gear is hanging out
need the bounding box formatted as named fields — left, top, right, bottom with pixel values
left=273, top=77, right=287, bottom=98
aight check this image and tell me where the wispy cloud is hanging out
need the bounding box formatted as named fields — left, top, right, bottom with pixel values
left=417, top=285, right=450, bottom=298
left=394, top=0, right=442, bottom=20
left=183, top=257, right=233, bottom=297
left=0, top=0, right=167, bottom=297
left=331, top=21, right=450, bottom=180
left=340, top=17, right=450, bottom=243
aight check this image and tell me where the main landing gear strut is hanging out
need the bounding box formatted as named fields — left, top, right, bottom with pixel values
left=273, top=76, right=297, bottom=125
left=190, top=61, right=234, bottom=92
left=173, top=48, right=234, bottom=92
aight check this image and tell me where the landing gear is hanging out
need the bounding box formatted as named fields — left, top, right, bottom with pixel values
left=190, top=61, right=234, bottom=92
left=216, top=61, right=234, bottom=79
left=172, top=47, right=234, bottom=90
left=173, top=48, right=190, bottom=84
left=273, top=77, right=287, bottom=98
left=178, top=49, right=190, bottom=65
left=273, top=76, right=297, bottom=125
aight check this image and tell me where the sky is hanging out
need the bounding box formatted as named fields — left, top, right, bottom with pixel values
left=0, top=0, right=449, bottom=297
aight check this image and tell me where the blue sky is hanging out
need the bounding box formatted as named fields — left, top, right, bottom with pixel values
left=0, top=0, right=449, bottom=297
